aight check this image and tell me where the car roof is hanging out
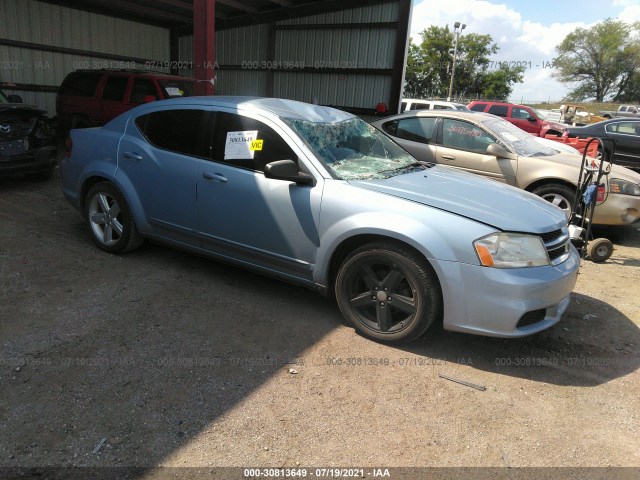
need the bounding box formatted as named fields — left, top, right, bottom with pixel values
left=376, top=109, right=494, bottom=123
left=133, top=96, right=356, bottom=123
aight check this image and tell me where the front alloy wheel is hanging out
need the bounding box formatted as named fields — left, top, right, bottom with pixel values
left=335, top=242, right=441, bottom=343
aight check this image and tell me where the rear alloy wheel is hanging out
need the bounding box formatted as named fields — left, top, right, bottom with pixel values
left=84, top=182, right=143, bottom=253
left=335, top=242, right=441, bottom=343
left=533, top=183, right=576, bottom=216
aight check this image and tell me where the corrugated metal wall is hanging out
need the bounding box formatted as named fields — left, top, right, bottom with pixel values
left=0, top=0, right=169, bottom=113
left=178, top=2, right=400, bottom=109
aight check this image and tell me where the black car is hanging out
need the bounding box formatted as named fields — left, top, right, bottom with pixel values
left=0, top=89, right=57, bottom=180
left=566, top=118, right=640, bottom=171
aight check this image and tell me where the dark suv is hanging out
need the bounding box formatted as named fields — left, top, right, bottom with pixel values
left=467, top=101, right=565, bottom=137
left=56, top=69, right=196, bottom=135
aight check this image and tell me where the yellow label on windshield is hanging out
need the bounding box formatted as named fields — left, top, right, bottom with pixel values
left=250, top=139, right=264, bottom=151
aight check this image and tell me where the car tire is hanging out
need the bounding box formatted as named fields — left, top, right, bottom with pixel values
left=587, top=238, right=613, bottom=263
left=532, top=183, right=576, bottom=216
left=335, top=242, right=441, bottom=344
left=84, top=182, right=144, bottom=254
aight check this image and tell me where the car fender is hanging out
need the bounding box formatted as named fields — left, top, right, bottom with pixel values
left=314, top=208, right=492, bottom=287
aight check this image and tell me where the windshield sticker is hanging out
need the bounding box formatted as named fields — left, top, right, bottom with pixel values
left=446, top=125, right=481, bottom=137
left=225, top=130, right=258, bottom=159
left=164, top=87, right=184, bottom=96
left=250, top=139, right=264, bottom=151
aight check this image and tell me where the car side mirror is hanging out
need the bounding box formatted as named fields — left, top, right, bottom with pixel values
left=526, top=115, right=536, bottom=122
left=7, top=94, right=22, bottom=103
left=264, top=159, right=314, bottom=185
left=486, top=143, right=511, bottom=158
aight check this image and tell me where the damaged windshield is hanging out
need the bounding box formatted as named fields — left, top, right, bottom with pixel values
left=284, top=117, right=420, bottom=180
left=483, top=117, right=558, bottom=157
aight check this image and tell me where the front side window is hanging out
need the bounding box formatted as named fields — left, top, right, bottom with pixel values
left=210, top=112, right=296, bottom=172
left=285, top=117, right=417, bottom=180
left=512, top=107, right=531, bottom=120
left=130, top=79, right=158, bottom=104
left=384, top=117, right=436, bottom=144
left=441, top=119, right=497, bottom=154
left=135, top=109, right=205, bottom=157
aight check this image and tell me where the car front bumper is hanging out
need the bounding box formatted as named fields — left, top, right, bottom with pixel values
left=592, top=193, right=640, bottom=225
left=432, top=246, right=580, bottom=337
left=0, top=145, right=57, bottom=176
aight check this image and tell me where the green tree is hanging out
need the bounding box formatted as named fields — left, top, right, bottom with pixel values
left=404, top=25, right=524, bottom=99
left=553, top=19, right=640, bottom=101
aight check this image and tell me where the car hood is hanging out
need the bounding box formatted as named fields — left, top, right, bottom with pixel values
left=350, top=165, right=567, bottom=233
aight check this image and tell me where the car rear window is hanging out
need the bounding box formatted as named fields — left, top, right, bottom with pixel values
left=469, top=103, right=487, bottom=112
left=135, top=109, right=205, bottom=157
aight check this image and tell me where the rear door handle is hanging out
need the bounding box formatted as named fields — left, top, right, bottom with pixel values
left=123, top=151, right=143, bottom=161
left=202, top=171, right=228, bottom=182
left=441, top=155, right=456, bottom=161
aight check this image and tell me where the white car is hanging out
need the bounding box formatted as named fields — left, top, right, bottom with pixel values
left=400, top=99, right=470, bottom=113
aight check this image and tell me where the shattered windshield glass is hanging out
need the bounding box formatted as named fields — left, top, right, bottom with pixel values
left=483, top=117, right=558, bottom=157
left=284, top=117, right=421, bottom=180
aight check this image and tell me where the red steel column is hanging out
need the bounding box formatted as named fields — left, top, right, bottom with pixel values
left=193, top=0, right=215, bottom=96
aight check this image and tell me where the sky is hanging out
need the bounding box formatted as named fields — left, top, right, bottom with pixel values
left=409, top=0, right=640, bottom=102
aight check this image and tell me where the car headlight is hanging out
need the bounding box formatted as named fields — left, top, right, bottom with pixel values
left=474, top=232, right=549, bottom=268
left=609, top=178, right=640, bottom=196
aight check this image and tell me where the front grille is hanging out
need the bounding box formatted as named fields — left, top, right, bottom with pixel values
left=540, top=227, right=571, bottom=265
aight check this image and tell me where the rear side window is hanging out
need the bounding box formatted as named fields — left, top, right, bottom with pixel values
left=410, top=103, right=430, bottom=110
left=135, top=109, right=206, bottom=157
left=384, top=117, right=436, bottom=144
left=469, top=103, right=487, bottom=112
left=102, top=76, right=129, bottom=101
left=488, top=105, right=508, bottom=117
left=606, top=122, right=640, bottom=135
left=433, top=105, right=451, bottom=110
left=210, top=112, right=296, bottom=172
left=59, top=72, right=101, bottom=97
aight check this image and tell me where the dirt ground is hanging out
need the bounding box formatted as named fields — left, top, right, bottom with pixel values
left=1, top=169, right=639, bottom=478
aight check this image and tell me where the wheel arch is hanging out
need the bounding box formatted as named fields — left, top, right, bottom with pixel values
left=524, top=177, right=577, bottom=195
left=80, top=175, right=149, bottom=233
left=325, top=234, right=443, bottom=301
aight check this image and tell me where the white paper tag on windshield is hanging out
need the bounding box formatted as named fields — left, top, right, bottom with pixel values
left=225, top=130, right=258, bottom=160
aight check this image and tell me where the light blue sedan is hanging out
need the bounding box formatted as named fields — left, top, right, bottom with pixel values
left=61, top=97, right=579, bottom=343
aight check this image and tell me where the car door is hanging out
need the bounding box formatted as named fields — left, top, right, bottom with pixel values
left=98, top=75, right=132, bottom=124
left=379, top=116, right=438, bottom=162
left=116, top=107, right=207, bottom=246
left=605, top=121, right=640, bottom=168
left=435, top=117, right=517, bottom=184
left=511, top=106, right=540, bottom=135
left=196, top=110, right=323, bottom=283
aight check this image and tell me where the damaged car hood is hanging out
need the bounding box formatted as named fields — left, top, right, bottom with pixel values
left=351, top=165, right=567, bottom=233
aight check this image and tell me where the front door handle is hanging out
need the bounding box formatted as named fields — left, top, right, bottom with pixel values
left=123, top=151, right=143, bottom=161
left=202, top=171, right=228, bottom=182
left=441, top=154, right=456, bottom=161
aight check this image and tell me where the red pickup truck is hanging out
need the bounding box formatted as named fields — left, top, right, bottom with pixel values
left=467, top=101, right=566, bottom=137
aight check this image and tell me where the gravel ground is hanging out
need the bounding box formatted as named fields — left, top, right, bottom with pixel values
left=0, top=170, right=638, bottom=479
